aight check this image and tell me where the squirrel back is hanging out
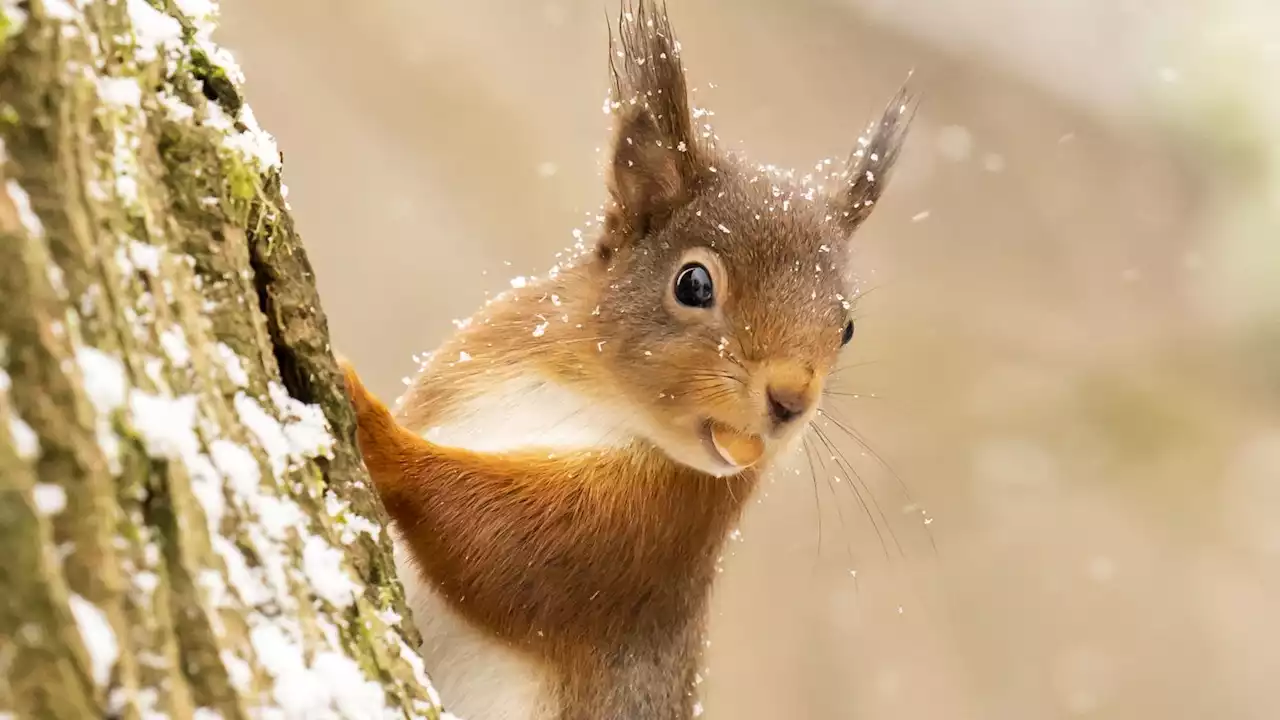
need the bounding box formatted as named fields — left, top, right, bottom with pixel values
left=344, top=1, right=913, bottom=717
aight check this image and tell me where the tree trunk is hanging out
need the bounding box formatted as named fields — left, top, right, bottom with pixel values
left=0, top=1, right=445, bottom=717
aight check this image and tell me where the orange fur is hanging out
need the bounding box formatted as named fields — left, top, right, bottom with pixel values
left=344, top=360, right=754, bottom=718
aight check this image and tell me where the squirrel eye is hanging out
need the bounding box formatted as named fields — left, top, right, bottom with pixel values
left=674, top=263, right=715, bottom=308
left=841, top=319, right=855, bottom=346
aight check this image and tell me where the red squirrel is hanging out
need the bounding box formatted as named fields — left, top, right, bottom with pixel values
left=340, top=1, right=912, bottom=717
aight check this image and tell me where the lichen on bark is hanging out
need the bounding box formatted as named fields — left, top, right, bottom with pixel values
left=0, top=1, right=443, bottom=718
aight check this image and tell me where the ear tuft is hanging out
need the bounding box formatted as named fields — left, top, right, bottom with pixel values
left=600, top=0, right=708, bottom=256
left=607, top=105, right=688, bottom=238
left=831, top=78, right=918, bottom=235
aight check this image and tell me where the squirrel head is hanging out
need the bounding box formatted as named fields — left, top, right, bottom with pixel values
left=575, top=0, right=914, bottom=477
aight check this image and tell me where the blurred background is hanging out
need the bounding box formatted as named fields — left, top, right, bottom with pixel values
left=219, top=0, right=1280, bottom=717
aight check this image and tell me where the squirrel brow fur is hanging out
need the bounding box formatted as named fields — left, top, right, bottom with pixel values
left=607, top=0, right=709, bottom=175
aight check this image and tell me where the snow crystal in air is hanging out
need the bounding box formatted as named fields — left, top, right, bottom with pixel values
left=68, top=594, right=118, bottom=687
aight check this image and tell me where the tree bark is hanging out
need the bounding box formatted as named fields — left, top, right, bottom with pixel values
left=0, top=1, right=444, bottom=717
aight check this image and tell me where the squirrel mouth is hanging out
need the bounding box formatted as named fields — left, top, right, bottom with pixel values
left=702, top=419, right=765, bottom=469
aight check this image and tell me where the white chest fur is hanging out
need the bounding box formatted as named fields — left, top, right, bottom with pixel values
left=418, top=375, right=632, bottom=453
left=394, top=375, right=631, bottom=719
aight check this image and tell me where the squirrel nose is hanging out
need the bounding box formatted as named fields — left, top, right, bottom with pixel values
left=766, top=386, right=810, bottom=425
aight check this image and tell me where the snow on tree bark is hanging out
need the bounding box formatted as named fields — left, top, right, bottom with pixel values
left=0, top=1, right=445, bottom=718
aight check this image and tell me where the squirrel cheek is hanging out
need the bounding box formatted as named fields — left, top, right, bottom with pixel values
left=709, top=421, right=765, bottom=468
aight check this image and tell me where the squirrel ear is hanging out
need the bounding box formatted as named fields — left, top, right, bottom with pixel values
left=605, top=105, right=691, bottom=242
left=599, top=0, right=707, bottom=259
left=831, top=81, right=917, bottom=236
